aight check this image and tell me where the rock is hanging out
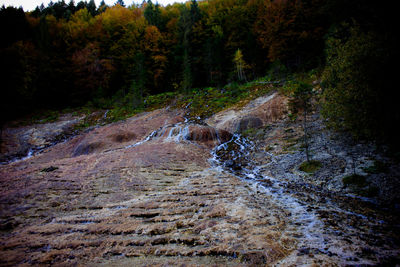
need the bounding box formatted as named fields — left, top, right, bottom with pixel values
left=1, top=101, right=399, bottom=267
left=109, top=132, right=136, bottom=143
left=186, top=125, right=232, bottom=145
left=217, top=129, right=233, bottom=143
left=73, top=141, right=104, bottom=156
left=0, top=113, right=84, bottom=163
left=207, top=92, right=288, bottom=133
left=235, top=116, right=263, bottom=133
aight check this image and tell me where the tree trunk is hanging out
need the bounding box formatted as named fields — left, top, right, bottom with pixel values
left=303, top=105, right=310, bottom=162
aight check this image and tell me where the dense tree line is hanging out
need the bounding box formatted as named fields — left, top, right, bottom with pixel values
left=0, top=0, right=398, bottom=147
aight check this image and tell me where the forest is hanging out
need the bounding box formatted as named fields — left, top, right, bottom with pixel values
left=0, top=0, right=398, bottom=148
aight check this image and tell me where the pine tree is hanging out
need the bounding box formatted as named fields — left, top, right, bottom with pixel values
left=87, top=0, right=97, bottom=16
left=144, top=0, right=162, bottom=29
left=116, top=0, right=125, bottom=7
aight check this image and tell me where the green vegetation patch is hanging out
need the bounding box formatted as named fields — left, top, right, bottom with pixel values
left=298, top=160, right=322, bottom=173
left=362, top=160, right=388, bottom=174
left=41, top=166, right=59, bottom=172
left=342, top=174, right=367, bottom=187
left=342, top=174, right=379, bottom=197
left=176, top=81, right=274, bottom=121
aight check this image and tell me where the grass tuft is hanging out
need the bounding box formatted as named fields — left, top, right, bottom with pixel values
left=299, top=160, right=322, bottom=173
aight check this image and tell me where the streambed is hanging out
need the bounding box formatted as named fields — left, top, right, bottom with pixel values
left=211, top=128, right=400, bottom=265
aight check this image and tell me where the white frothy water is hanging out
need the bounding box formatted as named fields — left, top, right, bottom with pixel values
left=124, top=122, right=191, bottom=149
left=165, top=125, right=190, bottom=142
left=211, top=135, right=326, bottom=247
left=125, top=130, right=158, bottom=148
left=122, top=120, right=397, bottom=265
left=210, top=134, right=382, bottom=265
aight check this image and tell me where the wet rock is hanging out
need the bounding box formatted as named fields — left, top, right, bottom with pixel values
left=0, top=113, right=84, bottom=163
left=297, top=247, right=310, bottom=256
left=217, top=129, right=233, bottom=143
left=186, top=125, right=232, bottom=146
left=0, top=218, right=20, bottom=231
left=2, top=101, right=400, bottom=266
left=186, top=125, right=219, bottom=141
left=224, top=160, right=242, bottom=171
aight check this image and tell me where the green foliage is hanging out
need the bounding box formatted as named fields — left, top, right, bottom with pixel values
left=233, top=49, right=248, bottom=82
left=284, top=81, right=313, bottom=115
left=145, top=92, right=178, bottom=110
left=298, top=160, right=322, bottom=173
left=29, top=110, right=60, bottom=124
left=265, top=61, right=289, bottom=82
left=176, top=80, right=273, bottom=121
left=2, top=0, right=396, bottom=137
left=321, top=23, right=399, bottom=146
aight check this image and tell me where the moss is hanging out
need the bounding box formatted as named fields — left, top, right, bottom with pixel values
left=41, top=166, right=59, bottom=172
left=242, top=127, right=262, bottom=138
left=342, top=174, right=367, bottom=187
left=363, top=160, right=388, bottom=174
left=265, top=145, right=273, bottom=151
left=299, top=160, right=322, bottom=173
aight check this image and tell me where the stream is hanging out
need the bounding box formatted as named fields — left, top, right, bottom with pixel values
left=120, top=117, right=400, bottom=265
left=3, top=112, right=399, bottom=265
left=211, top=133, right=400, bottom=265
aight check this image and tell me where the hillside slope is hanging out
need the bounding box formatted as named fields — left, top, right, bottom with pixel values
left=1, top=92, right=399, bottom=266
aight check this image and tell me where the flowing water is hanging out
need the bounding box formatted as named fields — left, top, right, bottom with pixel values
left=7, top=113, right=398, bottom=265
left=125, top=124, right=399, bottom=264
left=210, top=133, right=400, bottom=265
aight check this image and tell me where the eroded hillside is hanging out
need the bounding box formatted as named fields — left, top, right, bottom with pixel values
left=1, top=92, right=399, bottom=266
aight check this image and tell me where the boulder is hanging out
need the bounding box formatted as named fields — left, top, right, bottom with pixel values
left=186, top=125, right=232, bottom=146
left=73, top=141, right=104, bottom=156
left=109, top=131, right=136, bottom=143
left=207, top=92, right=288, bottom=133
left=235, top=117, right=263, bottom=133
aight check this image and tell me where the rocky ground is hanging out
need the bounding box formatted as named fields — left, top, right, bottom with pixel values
left=1, top=92, right=399, bottom=266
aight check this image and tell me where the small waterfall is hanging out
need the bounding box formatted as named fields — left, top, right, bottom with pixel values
left=125, top=123, right=190, bottom=149
left=125, top=130, right=158, bottom=148
left=165, top=125, right=190, bottom=142
left=124, top=122, right=226, bottom=149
